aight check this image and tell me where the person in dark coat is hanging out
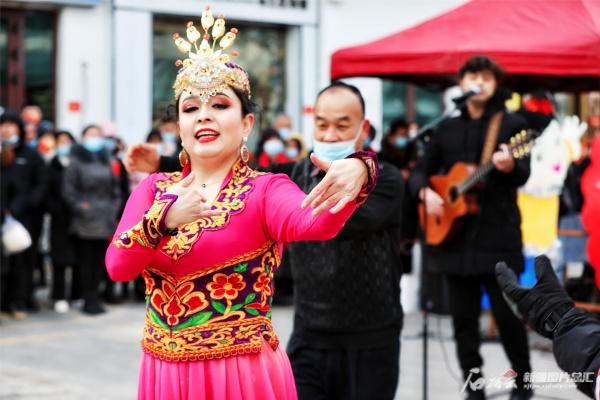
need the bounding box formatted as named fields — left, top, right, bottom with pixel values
left=273, top=82, right=404, bottom=400
left=62, top=124, right=121, bottom=315
left=46, top=130, right=80, bottom=312
left=0, top=110, right=47, bottom=319
left=409, top=56, right=532, bottom=400
left=380, top=118, right=419, bottom=274
left=496, top=255, right=600, bottom=399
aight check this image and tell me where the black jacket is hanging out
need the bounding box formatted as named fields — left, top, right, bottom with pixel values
left=409, top=92, right=530, bottom=276
left=553, top=308, right=600, bottom=398
left=273, top=158, right=405, bottom=349
left=45, top=156, right=77, bottom=265
left=0, top=144, right=47, bottom=232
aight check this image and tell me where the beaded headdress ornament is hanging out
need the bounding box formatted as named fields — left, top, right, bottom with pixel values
left=172, top=5, right=251, bottom=102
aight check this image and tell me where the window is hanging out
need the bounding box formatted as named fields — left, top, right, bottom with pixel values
left=0, top=9, right=55, bottom=119
left=152, top=16, right=286, bottom=130
left=382, top=80, right=442, bottom=134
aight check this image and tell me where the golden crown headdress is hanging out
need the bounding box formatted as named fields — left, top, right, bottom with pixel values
left=172, top=5, right=251, bottom=102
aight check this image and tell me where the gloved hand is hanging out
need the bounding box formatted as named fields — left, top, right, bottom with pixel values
left=495, top=255, right=574, bottom=338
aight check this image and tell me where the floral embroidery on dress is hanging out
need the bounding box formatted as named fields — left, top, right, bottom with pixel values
left=141, top=241, right=280, bottom=362
left=145, top=274, right=209, bottom=326
left=207, top=273, right=246, bottom=300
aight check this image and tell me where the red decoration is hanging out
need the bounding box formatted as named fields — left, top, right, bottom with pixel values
left=68, top=101, right=81, bottom=112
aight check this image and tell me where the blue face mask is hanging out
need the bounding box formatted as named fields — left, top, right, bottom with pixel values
left=313, top=125, right=362, bottom=162
left=27, top=139, right=38, bottom=149
left=162, top=132, right=177, bottom=144
left=103, top=138, right=116, bottom=152
left=285, top=147, right=299, bottom=159
left=394, top=137, right=408, bottom=149
left=83, top=137, right=104, bottom=153
left=278, top=128, right=291, bottom=140
left=56, top=144, right=72, bottom=157
left=2, top=134, right=19, bottom=146
left=264, top=140, right=284, bottom=157
left=363, top=138, right=371, bottom=149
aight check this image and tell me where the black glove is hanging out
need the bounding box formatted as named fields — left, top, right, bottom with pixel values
left=495, top=255, right=574, bottom=339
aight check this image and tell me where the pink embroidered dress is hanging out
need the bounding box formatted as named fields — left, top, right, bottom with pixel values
left=105, top=158, right=373, bottom=400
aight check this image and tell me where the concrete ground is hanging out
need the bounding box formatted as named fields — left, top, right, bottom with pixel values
left=0, top=301, right=589, bottom=400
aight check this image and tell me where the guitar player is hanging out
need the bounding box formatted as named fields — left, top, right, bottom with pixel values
left=409, top=55, right=533, bottom=400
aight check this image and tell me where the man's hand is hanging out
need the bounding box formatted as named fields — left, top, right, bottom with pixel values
left=124, top=143, right=161, bottom=174
left=492, top=143, right=515, bottom=173
left=495, top=255, right=574, bottom=338
left=163, top=172, right=222, bottom=228
left=419, top=187, right=444, bottom=217
left=301, top=153, right=368, bottom=216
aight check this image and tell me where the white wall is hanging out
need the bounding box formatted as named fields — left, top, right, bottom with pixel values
left=114, top=9, right=153, bottom=145
left=318, top=0, right=467, bottom=135
left=56, top=1, right=112, bottom=138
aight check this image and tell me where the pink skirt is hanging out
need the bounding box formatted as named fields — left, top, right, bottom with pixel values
left=137, top=340, right=297, bottom=400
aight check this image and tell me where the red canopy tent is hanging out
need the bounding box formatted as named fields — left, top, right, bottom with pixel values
left=330, top=0, right=600, bottom=92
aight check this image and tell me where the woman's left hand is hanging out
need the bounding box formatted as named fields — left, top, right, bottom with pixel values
left=301, top=153, right=368, bottom=216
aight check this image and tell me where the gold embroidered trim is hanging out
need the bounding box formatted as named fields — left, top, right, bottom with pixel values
left=142, top=316, right=279, bottom=362
left=113, top=193, right=178, bottom=249
left=155, top=160, right=265, bottom=261
left=146, top=240, right=278, bottom=282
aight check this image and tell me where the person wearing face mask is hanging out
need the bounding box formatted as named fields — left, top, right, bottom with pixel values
left=284, top=136, right=306, bottom=162
left=379, top=118, right=420, bottom=278
left=409, top=55, right=532, bottom=400
left=269, top=81, right=405, bottom=400
left=62, top=124, right=121, bottom=314
left=159, top=115, right=181, bottom=157
left=257, top=128, right=289, bottom=168
left=28, top=122, right=57, bottom=292
left=102, top=131, right=131, bottom=303
left=273, top=113, right=294, bottom=141
left=46, top=131, right=81, bottom=313
left=0, top=110, right=47, bottom=320
left=380, top=118, right=417, bottom=176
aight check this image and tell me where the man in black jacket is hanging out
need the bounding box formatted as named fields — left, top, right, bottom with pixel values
left=409, top=56, right=532, bottom=400
left=496, top=255, right=600, bottom=399
left=275, top=82, right=404, bottom=400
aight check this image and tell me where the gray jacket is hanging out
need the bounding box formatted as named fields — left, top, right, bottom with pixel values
left=62, top=144, right=121, bottom=239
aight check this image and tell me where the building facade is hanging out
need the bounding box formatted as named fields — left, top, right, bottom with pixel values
left=2, top=0, right=469, bottom=145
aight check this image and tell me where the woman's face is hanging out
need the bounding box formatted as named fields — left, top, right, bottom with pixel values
left=178, top=86, right=253, bottom=164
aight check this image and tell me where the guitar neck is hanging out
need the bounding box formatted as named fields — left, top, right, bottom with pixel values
left=456, top=161, right=494, bottom=195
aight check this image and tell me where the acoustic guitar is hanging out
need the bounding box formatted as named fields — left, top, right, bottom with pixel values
left=418, top=129, right=539, bottom=245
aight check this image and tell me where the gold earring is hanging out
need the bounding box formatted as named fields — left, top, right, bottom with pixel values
left=178, top=149, right=189, bottom=167
left=240, top=137, right=249, bottom=164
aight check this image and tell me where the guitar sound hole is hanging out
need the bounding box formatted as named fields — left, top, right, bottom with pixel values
left=435, top=216, right=441, bottom=225
left=449, top=187, right=459, bottom=203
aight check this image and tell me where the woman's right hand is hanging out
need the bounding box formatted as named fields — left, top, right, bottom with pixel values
left=124, top=143, right=160, bottom=174
left=419, top=187, right=444, bottom=217
left=164, top=172, right=222, bottom=229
